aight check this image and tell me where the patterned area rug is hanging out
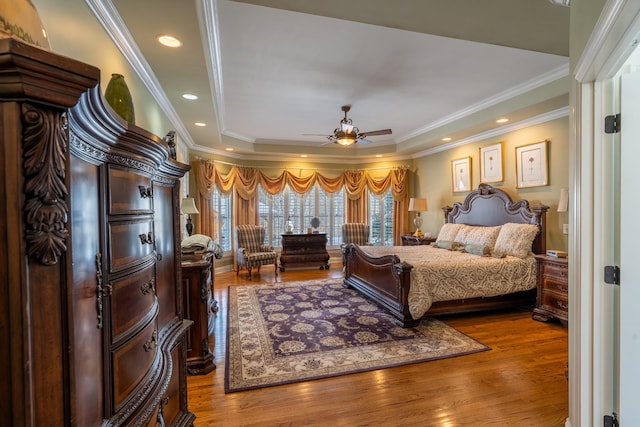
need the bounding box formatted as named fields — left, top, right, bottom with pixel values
left=225, top=279, right=489, bottom=393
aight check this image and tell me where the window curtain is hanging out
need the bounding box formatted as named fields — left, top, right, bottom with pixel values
left=193, top=161, right=408, bottom=244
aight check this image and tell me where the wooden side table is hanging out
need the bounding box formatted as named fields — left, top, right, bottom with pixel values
left=532, top=255, right=568, bottom=326
left=182, top=254, right=217, bottom=375
left=401, top=235, right=436, bottom=246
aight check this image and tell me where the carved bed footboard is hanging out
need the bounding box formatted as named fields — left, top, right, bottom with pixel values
left=343, top=244, right=417, bottom=327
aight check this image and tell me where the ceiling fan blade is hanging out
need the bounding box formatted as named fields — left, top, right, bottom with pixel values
left=358, top=129, right=392, bottom=138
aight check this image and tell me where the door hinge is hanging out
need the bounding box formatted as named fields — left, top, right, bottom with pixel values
left=605, top=114, right=621, bottom=133
left=604, top=412, right=619, bottom=427
left=604, top=265, right=620, bottom=285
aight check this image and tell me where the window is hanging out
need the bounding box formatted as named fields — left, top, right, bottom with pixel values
left=369, top=189, right=394, bottom=246
left=258, top=187, right=284, bottom=247
left=211, top=189, right=232, bottom=251
left=258, top=185, right=345, bottom=247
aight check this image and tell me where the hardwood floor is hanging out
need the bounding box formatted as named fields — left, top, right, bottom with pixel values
left=187, top=264, right=568, bottom=426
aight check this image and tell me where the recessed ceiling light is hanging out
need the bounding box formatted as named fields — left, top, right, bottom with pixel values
left=157, top=35, right=182, bottom=48
left=182, top=93, right=198, bottom=100
left=225, top=148, right=234, bottom=151
left=300, top=155, right=308, bottom=158
left=194, top=122, right=206, bottom=127
left=442, top=137, right=452, bottom=142
left=375, top=155, right=383, bottom=158
left=496, top=118, right=509, bottom=124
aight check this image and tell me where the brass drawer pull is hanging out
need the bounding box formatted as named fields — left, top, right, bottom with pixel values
left=143, top=330, right=158, bottom=352
left=140, top=278, right=155, bottom=295
left=139, top=232, right=154, bottom=245
left=138, top=185, right=153, bottom=198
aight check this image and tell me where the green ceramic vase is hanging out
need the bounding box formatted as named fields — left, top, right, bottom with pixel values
left=104, top=73, right=135, bottom=124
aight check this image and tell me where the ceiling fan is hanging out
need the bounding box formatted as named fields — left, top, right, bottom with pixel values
left=309, top=105, right=392, bottom=146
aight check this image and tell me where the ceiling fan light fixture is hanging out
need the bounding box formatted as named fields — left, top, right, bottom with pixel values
left=320, top=105, right=392, bottom=146
left=336, top=136, right=356, bottom=146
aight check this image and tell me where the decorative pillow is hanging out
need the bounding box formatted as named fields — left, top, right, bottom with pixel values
left=436, top=223, right=464, bottom=243
left=493, top=223, right=539, bottom=258
left=454, top=225, right=502, bottom=248
left=463, top=243, right=492, bottom=256
left=435, top=240, right=463, bottom=250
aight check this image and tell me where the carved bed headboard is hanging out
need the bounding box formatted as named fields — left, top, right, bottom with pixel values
left=441, top=183, right=549, bottom=254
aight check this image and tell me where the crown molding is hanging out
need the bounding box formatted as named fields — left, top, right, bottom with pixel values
left=198, top=0, right=226, bottom=135
left=412, top=106, right=569, bottom=157
left=398, top=63, right=570, bottom=143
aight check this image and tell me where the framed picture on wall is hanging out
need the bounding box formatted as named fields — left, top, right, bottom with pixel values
left=451, top=157, right=472, bottom=192
left=479, top=142, right=503, bottom=183
left=515, top=140, right=549, bottom=188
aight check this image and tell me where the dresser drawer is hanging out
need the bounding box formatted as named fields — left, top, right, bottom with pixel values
left=108, top=218, right=156, bottom=274
left=542, top=278, right=568, bottom=294
left=110, top=264, right=157, bottom=342
left=161, top=346, right=182, bottom=425
left=108, top=166, right=153, bottom=215
left=113, top=318, right=158, bottom=410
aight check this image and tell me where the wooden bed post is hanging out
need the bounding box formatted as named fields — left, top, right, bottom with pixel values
left=531, top=204, right=549, bottom=254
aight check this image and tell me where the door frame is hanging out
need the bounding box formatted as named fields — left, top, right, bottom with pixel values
left=570, top=0, right=640, bottom=425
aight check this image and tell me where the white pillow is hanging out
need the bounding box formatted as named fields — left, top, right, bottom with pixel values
left=454, top=225, right=502, bottom=248
left=436, top=223, right=463, bottom=242
left=493, top=223, right=539, bottom=258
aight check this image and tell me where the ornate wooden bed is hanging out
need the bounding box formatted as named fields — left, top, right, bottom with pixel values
left=343, top=184, right=549, bottom=327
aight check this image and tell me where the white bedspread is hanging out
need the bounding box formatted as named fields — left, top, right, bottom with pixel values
left=360, top=245, right=537, bottom=319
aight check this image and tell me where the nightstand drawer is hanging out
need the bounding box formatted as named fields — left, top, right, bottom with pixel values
left=540, top=262, right=568, bottom=281
left=541, top=291, right=568, bottom=313
left=542, top=278, right=568, bottom=294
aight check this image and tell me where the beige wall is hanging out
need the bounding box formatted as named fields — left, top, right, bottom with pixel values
left=414, top=116, right=570, bottom=252
left=33, top=0, right=177, bottom=143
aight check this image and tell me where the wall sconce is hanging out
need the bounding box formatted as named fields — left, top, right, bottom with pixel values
left=180, top=196, right=200, bottom=236
left=408, top=197, right=428, bottom=238
left=557, top=188, right=569, bottom=213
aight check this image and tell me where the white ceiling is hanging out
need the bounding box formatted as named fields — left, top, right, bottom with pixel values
left=105, top=0, right=570, bottom=160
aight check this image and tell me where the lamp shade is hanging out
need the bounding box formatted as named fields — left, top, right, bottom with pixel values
left=557, top=188, right=568, bottom=213
left=408, top=197, right=427, bottom=212
left=180, top=197, right=200, bottom=215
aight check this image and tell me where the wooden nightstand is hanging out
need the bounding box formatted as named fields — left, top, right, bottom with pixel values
left=532, top=255, right=568, bottom=326
left=401, top=235, right=436, bottom=246
left=182, top=252, right=217, bottom=375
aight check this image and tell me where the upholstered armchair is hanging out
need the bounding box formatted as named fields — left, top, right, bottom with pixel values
left=341, top=223, right=370, bottom=267
left=235, top=225, right=279, bottom=280
left=341, top=223, right=371, bottom=247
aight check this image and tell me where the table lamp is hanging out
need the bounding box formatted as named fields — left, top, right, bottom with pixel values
left=408, top=197, right=428, bottom=238
left=181, top=196, right=200, bottom=236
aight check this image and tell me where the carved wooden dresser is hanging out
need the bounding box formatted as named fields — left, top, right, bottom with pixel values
left=280, top=233, right=330, bottom=271
left=0, top=39, right=194, bottom=426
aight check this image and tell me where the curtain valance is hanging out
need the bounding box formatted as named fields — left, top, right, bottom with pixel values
left=194, top=161, right=408, bottom=199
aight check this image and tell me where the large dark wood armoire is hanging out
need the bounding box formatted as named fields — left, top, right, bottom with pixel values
left=0, top=39, right=195, bottom=426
